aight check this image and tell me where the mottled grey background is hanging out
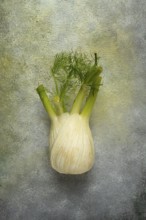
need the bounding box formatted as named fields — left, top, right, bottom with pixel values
left=0, top=0, right=146, bottom=219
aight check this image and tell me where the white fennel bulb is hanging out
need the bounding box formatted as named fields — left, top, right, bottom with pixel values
left=51, top=114, right=94, bottom=174
left=36, top=52, right=103, bottom=174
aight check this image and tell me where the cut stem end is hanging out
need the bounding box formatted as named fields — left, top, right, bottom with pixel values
left=36, top=84, right=57, bottom=121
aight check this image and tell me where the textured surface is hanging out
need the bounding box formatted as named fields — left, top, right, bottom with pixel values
left=0, top=0, right=146, bottom=219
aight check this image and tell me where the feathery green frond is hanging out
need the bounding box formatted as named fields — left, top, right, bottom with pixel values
left=50, top=52, right=102, bottom=111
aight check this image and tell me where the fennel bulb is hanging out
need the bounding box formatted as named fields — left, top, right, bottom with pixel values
left=51, top=113, right=94, bottom=174
left=36, top=52, right=103, bottom=174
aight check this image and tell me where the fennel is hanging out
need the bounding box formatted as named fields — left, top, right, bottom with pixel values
left=36, top=52, right=102, bottom=174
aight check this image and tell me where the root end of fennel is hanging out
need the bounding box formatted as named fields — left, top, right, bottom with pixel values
left=36, top=52, right=103, bottom=174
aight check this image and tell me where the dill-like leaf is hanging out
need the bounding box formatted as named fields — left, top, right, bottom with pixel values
left=50, top=51, right=102, bottom=110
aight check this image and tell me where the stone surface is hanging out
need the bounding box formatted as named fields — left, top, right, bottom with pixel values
left=0, top=0, right=146, bottom=219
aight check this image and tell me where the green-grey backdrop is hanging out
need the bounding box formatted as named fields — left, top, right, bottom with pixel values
left=0, top=0, right=146, bottom=219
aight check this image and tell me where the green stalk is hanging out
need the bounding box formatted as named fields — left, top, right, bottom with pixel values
left=81, top=90, right=98, bottom=120
left=81, top=75, right=102, bottom=119
left=36, top=84, right=57, bottom=121
left=70, top=85, right=87, bottom=114
left=54, top=99, right=64, bottom=115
